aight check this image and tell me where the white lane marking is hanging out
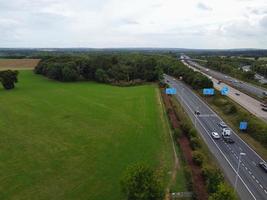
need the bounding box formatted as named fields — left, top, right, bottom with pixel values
left=239, top=147, right=243, bottom=151
left=245, top=167, right=248, bottom=170
left=256, top=180, right=259, bottom=184
left=264, top=190, right=267, bottom=194
left=168, top=79, right=257, bottom=200
left=259, top=185, right=263, bottom=189
left=249, top=171, right=252, bottom=174
left=252, top=175, right=255, bottom=179
left=252, top=161, right=257, bottom=166
left=171, top=76, right=265, bottom=163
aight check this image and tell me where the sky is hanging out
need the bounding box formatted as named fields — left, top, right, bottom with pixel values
left=0, top=0, right=267, bottom=49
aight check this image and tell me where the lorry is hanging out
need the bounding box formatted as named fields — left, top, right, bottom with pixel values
left=222, top=128, right=231, bottom=138
left=222, top=128, right=235, bottom=144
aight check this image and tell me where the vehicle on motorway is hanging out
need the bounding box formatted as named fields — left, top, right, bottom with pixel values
left=234, top=80, right=239, bottom=83
left=218, top=121, right=227, bottom=128
left=224, top=75, right=228, bottom=78
left=223, top=137, right=235, bottom=144
left=217, top=80, right=222, bottom=84
left=205, top=68, right=209, bottom=72
left=263, top=91, right=267, bottom=96
left=235, top=93, right=240, bottom=96
left=222, top=128, right=231, bottom=138
left=194, top=110, right=200, bottom=115
left=261, top=103, right=267, bottom=107
left=166, top=80, right=169, bottom=83
left=211, top=132, right=220, bottom=139
left=259, top=162, right=267, bottom=172
left=262, top=107, right=267, bottom=112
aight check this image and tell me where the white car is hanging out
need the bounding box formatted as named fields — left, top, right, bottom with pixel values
left=211, top=132, right=220, bottom=139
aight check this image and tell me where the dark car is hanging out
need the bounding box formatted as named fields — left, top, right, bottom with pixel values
left=194, top=110, right=200, bottom=115
left=260, top=103, right=267, bottom=107
left=259, top=162, right=267, bottom=172
left=223, top=137, right=235, bottom=144
left=262, top=107, right=267, bottom=112
left=235, top=93, right=240, bottom=96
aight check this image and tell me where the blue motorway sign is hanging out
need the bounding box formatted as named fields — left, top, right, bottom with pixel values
left=166, top=88, right=177, bottom=95
left=203, top=88, right=215, bottom=95
left=221, top=86, right=229, bottom=95
left=240, top=122, right=248, bottom=130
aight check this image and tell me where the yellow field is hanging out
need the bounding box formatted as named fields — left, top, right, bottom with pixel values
left=0, top=59, right=40, bottom=70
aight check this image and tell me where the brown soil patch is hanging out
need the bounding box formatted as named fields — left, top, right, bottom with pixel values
left=0, top=59, right=40, bottom=70
left=161, top=88, right=208, bottom=200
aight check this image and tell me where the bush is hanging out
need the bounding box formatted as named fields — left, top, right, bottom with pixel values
left=223, top=104, right=237, bottom=115
left=190, top=137, right=202, bottom=150
left=192, top=151, right=204, bottom=166
left=188, top=128, right=198, bottom=139
left=209, top=183, right=237, bottom=200
left=181, top=122, right=191, bottom=134
left=173, top=128, right=182, bottom=139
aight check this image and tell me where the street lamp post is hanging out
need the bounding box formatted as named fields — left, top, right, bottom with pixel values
left=234, top=152, right=246, bottom=192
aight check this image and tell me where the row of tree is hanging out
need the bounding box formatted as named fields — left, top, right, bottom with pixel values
left=35, top=54, right=213, bottom=89
left=35, top=54, right=163, bottom=85
left=0, top=70, right=19, bottom=90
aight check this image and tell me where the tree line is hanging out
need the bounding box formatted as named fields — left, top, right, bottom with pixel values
left=35, top=54, right=213, bottom=89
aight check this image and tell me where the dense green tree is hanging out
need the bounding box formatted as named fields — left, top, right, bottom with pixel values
left=209, top=183, right=237, bottom=200
left=95, top=68, right=109, bottom=83
left=0, top=70, right=19, bottom=90
left=120, top=163, right=164, bottom=200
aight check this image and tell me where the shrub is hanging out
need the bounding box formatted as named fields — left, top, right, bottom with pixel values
left=190, top=137, right=202, bottom=150
left=188, top=128, right=198, bottom=139
left=223, top=104, right=237, bottom=115
left=173, top=128, right=182, bottom=139
left=192, top=151, right=204, bottom=166
left=209, top=183, right=238, bottom=200
left=181, top=122, right=191, bottom=134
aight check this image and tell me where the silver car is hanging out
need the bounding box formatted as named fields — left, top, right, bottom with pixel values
left=211, top=132, right=220, bottom=139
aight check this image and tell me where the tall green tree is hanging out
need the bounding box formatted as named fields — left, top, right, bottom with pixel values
left=0, top=70, right=19, bottom=90
left=120, top=163, right=164, bottom=200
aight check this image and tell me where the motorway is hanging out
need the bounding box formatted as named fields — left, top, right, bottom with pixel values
left=180, top=59, right=267, bottom=122
left=182, top=55, right=267, bottom=98
left=164, top=74, right=267, bottom=200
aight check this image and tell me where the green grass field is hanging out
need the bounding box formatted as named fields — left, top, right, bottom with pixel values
left=0, top=71, right=177, bottom=200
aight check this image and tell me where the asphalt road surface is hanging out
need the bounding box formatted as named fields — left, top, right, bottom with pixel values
left=182, top=55, right=267, bottom=98
left=180, top=60, right=267, bottom=122
left=164, top=74, right=267, bottom=200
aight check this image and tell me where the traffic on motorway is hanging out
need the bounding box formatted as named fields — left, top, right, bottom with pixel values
left=181, top=55, right=267, bottom=98
left=164, top=74, right=267, bottom=200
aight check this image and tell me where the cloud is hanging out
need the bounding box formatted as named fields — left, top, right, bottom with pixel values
left=0, top=0, right=266, bottom=48
left=197, top=2, right=212, bottom=11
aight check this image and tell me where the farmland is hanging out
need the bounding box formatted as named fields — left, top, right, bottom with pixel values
left=0, top=59, right=40, bottom=70
left=0, top=70, right=178, bottom=200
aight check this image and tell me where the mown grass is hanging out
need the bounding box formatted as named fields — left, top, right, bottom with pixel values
left=0, top=71, right=176, bottom=200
